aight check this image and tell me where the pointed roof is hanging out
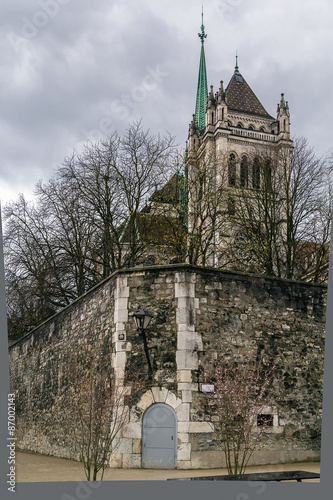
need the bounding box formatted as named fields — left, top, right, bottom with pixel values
left=225, top=63, right=273, bottom=119
left=150, top=173, right=180, bottom=205
left=195, top=10, right=208, bottom=136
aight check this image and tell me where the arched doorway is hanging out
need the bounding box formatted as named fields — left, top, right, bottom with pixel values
left=142, top=403, right=177, bottom=469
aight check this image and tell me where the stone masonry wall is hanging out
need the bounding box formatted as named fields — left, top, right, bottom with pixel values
left=9, top=280, right=116, bottom=460
left=9, top=264, right=326, bottom=468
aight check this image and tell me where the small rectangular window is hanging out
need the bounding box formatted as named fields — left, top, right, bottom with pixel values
left=257, top=414, right=274, bottom=427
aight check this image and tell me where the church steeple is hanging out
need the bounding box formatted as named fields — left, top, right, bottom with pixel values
left=195, top=9, right=208, bottom=137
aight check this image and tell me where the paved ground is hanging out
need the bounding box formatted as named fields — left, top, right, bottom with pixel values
left=16, top=452, right=320, bottom=482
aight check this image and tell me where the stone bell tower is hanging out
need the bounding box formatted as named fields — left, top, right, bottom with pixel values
left=186, top=14, right=293, bottom=267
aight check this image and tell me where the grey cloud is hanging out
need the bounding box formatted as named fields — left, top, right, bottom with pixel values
left=1, top=0, right=332, bottom=207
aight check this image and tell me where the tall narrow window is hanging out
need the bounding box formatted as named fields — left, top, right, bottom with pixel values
left=252, top=157, right=260, bottom=189
left=227, top=197, right=236, bottom=216
left=240, top=156, right=248, bottom=188
left=264, top=158, right=272, bottom=191
left=228, top=153, right=236, bottom=187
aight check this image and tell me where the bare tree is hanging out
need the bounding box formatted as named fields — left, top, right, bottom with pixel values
left=57, top=339, right=144, bottom=481
left=59, top=121, right=176, bottom=273
left=155, top=150, right=231, bottom=267
left=4, top=194, right=70, bottom=339
left=202, top=349, right=275, bottom=475
left=4, top=121, right=177, bottom=339
left=225, top=137, right=332, bottom=282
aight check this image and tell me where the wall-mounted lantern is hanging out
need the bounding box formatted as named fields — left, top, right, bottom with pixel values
left=133, top=309, right=153, bottom=378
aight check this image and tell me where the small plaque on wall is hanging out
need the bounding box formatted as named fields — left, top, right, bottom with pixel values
left=118, top=333, right=125, bottom=341
left=201, top=384, right=215, bottom=393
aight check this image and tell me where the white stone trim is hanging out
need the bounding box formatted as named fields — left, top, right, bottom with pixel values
left=113, top=276, right=130, bottom=383
left=174, top=272, right=203, bottom=468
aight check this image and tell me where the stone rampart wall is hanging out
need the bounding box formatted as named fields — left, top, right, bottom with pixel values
left=9, top=264, right=326, bottom=468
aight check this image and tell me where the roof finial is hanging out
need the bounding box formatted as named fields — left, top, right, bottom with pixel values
left=195, top=7, right=208, bottom=137
left=235, top=50, right=239, bottom=73
left=198, top=5, right=207, bottom=44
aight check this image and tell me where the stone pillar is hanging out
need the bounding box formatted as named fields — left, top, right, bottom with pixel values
left=110, top=275, right=132, bottom=468
left=175, top=271, right=203, bottom=468
left=112, top=276, right=131, bottom=382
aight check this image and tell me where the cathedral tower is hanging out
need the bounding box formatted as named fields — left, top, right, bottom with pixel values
left=187, top=15, right=293, bottom=268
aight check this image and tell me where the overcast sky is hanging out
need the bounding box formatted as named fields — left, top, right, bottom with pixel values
left=1, top=0, right=332, bottom=208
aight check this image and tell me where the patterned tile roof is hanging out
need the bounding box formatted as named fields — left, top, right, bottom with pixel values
left=225, top=72, right=273, bottom=119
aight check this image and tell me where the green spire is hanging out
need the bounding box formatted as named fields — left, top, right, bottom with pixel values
left=235, top=50, right=239, bottom=73
left=195, top=8, right=208, bottom=137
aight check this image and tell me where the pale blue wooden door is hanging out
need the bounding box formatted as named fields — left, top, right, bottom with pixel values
left=142, top=403, right=177, bottom=468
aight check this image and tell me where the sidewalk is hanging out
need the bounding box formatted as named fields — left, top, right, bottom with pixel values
left=16, top=451, right=320, bottom=482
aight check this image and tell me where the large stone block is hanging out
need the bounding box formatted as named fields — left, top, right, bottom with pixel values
left=175, top=272, right=196, bottom=284
left=177, top=331, right=203, bottom=351
left=176, top=307, right=195, bottom=326
left=114, top=308, right=128, bottom=324
left=109, top=453, right=122, bottom=468
left=176, top=403, right=190, bottom=422
left=114, top=438, right=132, bottom=454
left=137, top=390, right=155, bottom=411
left=177, top=297, right=195, bottom=310
left=177, top=323, right=195, bottom=332
left=176, top=350, right=199, bottom=370
left=165, top=391, right=182, bottom=409
left=114, top=297, right=128, bottom=311
left=191, top=450, right=225, bottom=469
left=132, top=439, right=142, bottom=454
left=178, top=422, right=190, bottom=433
left=177, top=442, right=191, bottom=461
left=188, top=422, right=214, bottom=433
left=122, top=453, right=142, bottom=468
left=177, top=460, right=192, bottom=469
left=113, top=350, right=127, bottom=369
left=115, top=322, right=126, bottom=331
left=177, top=432, right=189, bottom=444
left=175, top=282, right=195, bottom=299
left=177, top=382, right=198, bottom=391
left=122, top=422, right=142, bottom=439
left=115, top=277, right=129, bottom=298
left=182, top=390, right=192, bottom=403
left=115, top=341, right=132, bottom=352
left=177, top=370, right=192, bottom=383
left=151, top=386, right=168, bottom=403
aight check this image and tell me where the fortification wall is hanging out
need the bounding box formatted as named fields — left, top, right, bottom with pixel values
left=9, top=264, right=326, bottom=468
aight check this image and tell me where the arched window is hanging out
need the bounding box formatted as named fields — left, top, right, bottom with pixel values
left=228, top=153, right=236, bottom=187
left=248, top=125, right=254, bottom=130
left=240, top=156, right=248, bottom=188
left=146, top=256, right=156, bottom=266
left=252, top=157, right=260, bottom=189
